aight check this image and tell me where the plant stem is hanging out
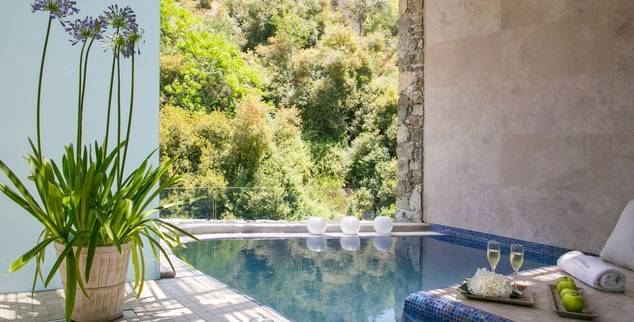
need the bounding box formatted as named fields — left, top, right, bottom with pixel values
left=35, top=17, right=53, bottom=158
left=116, top=53, right=122, bottom=189
left=104, top=28, right=120, bottom=152
left=77, top=38, right=95, bottom=159
left=76, top=42, right=87, bottom=160
left=104, top=50, right=117, bottom=152
left=120, top=53, right=135, bottom=182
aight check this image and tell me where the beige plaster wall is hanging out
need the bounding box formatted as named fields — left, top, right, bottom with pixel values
left=423, top=0, right=634, bottom=253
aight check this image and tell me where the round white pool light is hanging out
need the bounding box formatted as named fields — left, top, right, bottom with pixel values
left=306, top=237, right=327, bottom=252
left=372, top=236, right=393, bottom=252
left=373, top=216, right=393, bottom=235
left=340, top=216, right=360, bottom=235
left=306, top=216, right=327, bottom=235
left=340, top=236, right=361, bottom=251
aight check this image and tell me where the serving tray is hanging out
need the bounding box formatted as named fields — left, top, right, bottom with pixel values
left=457, top=282, right=534, bottom=306
left=548, top=284, right=597, bottom=320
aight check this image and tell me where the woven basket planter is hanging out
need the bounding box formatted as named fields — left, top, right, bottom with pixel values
left=55, top=242, right=131, bottom=322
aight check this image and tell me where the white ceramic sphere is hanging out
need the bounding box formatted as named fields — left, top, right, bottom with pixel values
left=306, top=216, right=327, bottom=235
left=306, top=237, right=327, bottom=252
left=372, top=236, right=393, bottom=252
left=340, top=236, right=361, bottom=251
left=340, top=216, right=360, bottom=235
left=373, top=216, right=394, bottom=234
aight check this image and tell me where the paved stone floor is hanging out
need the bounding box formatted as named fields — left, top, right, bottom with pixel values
left=0, top=255, right=289, bottom=322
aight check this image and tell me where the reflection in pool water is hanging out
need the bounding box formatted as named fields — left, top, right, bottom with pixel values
left=178, top=236, right=545, bottom=322
left=306, top=237, right=327, bottom=252
left=340, top=236, right=361, bottom=251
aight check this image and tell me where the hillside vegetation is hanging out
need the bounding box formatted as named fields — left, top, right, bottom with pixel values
left=160, top=0, right=398, bottom=220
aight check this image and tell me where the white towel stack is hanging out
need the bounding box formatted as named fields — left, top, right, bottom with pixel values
left=557, top=251, right=626, bottom=292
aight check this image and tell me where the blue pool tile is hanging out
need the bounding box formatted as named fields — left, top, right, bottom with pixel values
left=430, top=224, right=580, bottom=264
left=402, top=291, right=514, bottom=322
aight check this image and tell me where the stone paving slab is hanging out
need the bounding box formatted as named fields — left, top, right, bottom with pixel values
left=425, top=265, right=634, bottom=322
left=0, top=254, right=290, bottom=322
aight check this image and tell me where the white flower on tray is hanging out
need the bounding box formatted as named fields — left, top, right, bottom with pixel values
left=467, top=268, right=514, bottom=298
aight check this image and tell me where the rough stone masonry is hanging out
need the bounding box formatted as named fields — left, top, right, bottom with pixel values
left=396, top=0, right=424, bottom=222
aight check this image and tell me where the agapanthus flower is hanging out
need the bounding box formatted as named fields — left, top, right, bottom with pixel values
left=104, top=33, right=125, bottom=52
left=66, top=16, right=106, bottom=45
left=31, top=0, right=79, bottom=20
left=103, top=5, right=137, bottom=32
left=120, top=27, right=144, bottom=58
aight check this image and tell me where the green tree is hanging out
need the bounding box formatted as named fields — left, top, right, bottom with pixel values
left=161, top=0, right=261, bottom=113
left=159, top=0, right=399, bottom=220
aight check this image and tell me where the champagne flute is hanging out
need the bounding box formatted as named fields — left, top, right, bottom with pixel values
left=487, top=240, right=500, bottom=272
left=509, top=243, right=524, bottom=290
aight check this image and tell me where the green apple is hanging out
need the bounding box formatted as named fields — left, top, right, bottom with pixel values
left=557, top=280, right=577, bottom=294
left=556, top=276, right=573, bottom=285
left=562, top=293, right=585, bottom=313
left=559, top=288, right=579, bottom=298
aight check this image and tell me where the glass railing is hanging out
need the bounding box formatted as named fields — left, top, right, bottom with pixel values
left=159, top=187, right=396, bottom=221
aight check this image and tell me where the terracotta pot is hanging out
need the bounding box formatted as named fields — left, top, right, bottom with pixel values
left=55, top=242, right=131, bottom=322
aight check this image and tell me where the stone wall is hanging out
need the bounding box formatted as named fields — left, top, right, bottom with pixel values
left=396, top=0, right=424, bottom=222
left=423, top=0, right=634, bottom=253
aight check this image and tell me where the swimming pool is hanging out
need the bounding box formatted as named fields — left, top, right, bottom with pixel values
left=177, top=235, right=551, bottom=322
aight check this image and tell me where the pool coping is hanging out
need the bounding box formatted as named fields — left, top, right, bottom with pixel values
left=180, top=231, right=441, bottom=242
left=167, top=219, right=430, bottom=235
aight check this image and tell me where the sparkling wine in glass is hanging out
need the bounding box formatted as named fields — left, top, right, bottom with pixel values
left=510, top=243, right=524, bottom=290
left=487, top=240, right=501, bottom=272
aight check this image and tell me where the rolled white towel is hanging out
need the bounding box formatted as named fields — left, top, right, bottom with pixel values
left=557, top=251, right=626, bottom=292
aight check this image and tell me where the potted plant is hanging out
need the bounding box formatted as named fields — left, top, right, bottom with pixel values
left=0, top=1, right=196, bottom=321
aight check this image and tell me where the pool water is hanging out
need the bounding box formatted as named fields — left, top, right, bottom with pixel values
left=178, top=236, right=548, bottom=322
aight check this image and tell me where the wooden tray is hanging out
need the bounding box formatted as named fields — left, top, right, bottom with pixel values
left=457, top=282, right=534, bottom=306
left=548, top=284, right=597, bottom=320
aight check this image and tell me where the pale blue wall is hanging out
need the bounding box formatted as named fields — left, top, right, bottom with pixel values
left=0, top=0, right=160, bottom=293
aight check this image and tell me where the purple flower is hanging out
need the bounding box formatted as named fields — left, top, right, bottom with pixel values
left=31, top=0, right=79, bottom=20
left=102, top=5, right=142, bottom=57
left=66, top=16, right=106, bottom=45
left=120, top=27, right=144, bottom=58
left=103, top=5, right=137, bottom=32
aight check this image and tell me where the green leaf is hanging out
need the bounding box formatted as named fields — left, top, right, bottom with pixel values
left=9, top=237, right=56, bottom=272
left=64, top=252, right=77, bottom=322
left=84, top=221, right=100, bottom=281
left=130, top=243, right=140, bottom=290
left=0, top=159, right=40, bottom=207
left=45, top=243, right=73, bottom=287
left=158, top=219, right=199, bottom=241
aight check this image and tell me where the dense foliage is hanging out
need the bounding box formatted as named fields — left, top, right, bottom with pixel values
left=160, top=0, right=398, bottom=220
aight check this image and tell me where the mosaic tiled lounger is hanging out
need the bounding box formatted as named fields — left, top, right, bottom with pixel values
left=402, top=291, right=514, bottom=322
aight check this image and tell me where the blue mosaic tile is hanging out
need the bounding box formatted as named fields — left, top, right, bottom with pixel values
left=428, top=234, right=559, bottom=266
left=402, top=291, right=514, bottom=322
left=429, top=224, right=587, bottom=265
